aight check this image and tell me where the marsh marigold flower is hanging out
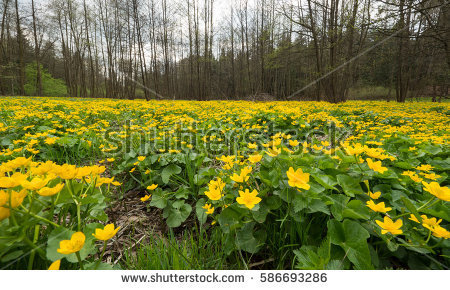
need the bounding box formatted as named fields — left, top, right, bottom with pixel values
left=266, top=147, right=281, bottom=157
left=202, top=203, right=214, bottom=214
left=409, top=214, right=442, bottom=227
left=416, top=164, right=433, bottom=172
left=92, top=224, right=120, bottom=241
left=0, top=207, right=10, bottom=221
left=48, top=260, right=61, bottom=270
left=55, top=164, right=79, bottom=180
left=289, top=140, right=300, bottom=147
left=248, top=153, right=262, bottom=164
left=368, top=191, right=381, bottom=199
left=57, top=232, right=86, bottom=254
left=38, top=183, right=65, bottom=197
left=205, top=178, right=225, bottom=201
left=422, top=181, right=450, bottom=201
left=140, top=194, right=151, bottom=202
left=423, top=224, right=450, bottom=239
left=286, top=167, right=310, bottom=191
left=376, top=216, right=403, bottom=235
left=147, top=184, right=158, bottom=190
left=366, top=158, right=388, bottom=174
left=248, top=143, right=258, bottom=149
left=236, top=189, right=261, bottom=209
left=366, top=200, right=392, bottom=213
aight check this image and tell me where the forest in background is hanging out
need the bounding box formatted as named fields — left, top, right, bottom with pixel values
left=0, top=0, right=448, bottom=102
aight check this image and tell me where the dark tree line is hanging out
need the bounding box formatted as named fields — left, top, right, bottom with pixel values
left=0, top=0, right=448, bottom=102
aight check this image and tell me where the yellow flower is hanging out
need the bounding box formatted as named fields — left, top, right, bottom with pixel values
left=248, top=153, right=262, bottom=164
left=286, top=167, right=310, bottom=191
left=409, top=174, right=423, bottom=183
left=57, top=232, right=86, bottom=254
left=205, top=188, right=223, bottom=200
left=92, top=224, right=120, bottom=241
left=137, top=156, right=146, bottom=162
left=321, top=141, right=330, bottom=147
left=368, top=191, right=381, bottom=199
left=230, top=173, right=247, bottom=183
left=311, top=144, right=323, bottom=151
left=55, top=164, right=79, bottom=180
left=38, top=183, right=65, bottom=197
left=147, top=184, right=158, bottom=190
left=205, top=178, right=225, bottom=201
left=230, top=167, right=252, bottom=183
left=366, top=158, right=388, bottom=174
left=289, top=140, right=299, bottom=147
left=9, top=189, right=28, bottom=208
left=21, top=177, right=49, bottom=191
left=409, top=214, right=442, bottom=227
left=48, top=260, right=61, bottom=270
left=408, top=214, right=421, bottom=223
left=423, top=173, right=441, bottom=181
left=375, top=216, right=403, bottom=235
left=45, top=137, right=57, bottom=145
left=266, top=147, right=281, bottom=157
left=0, top=172, right=27, bottom=188
left=0, top=207, right=10, bottom=221
left=416, top=164, right=433, bottom=172
left=423, top=224, right=450, bottom=239
left=366, top=200, right=392, bottom=213
left=422, top=182, right=450, bottom=201
left=76, top=166, right=93, bottom=179
left=141, top=194, right=152, bottom=202
left=107, top=158, right=115, bottom=162
left=236, top=189, right=261, bottom=209
left=248, top=143, right=258, bottom=149
left=0, top=190, right=7, bottom=206
left=129, top=167, right=136, bottom=173
left=202, top=203, right=214, bottom=214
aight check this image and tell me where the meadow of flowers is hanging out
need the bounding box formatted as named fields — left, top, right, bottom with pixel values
left=0, top=97, right=449, bottom=270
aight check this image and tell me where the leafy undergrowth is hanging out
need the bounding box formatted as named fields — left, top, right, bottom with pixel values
left=0, top=97, right=449, bottom=270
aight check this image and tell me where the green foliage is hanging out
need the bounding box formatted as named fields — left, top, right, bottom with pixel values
left=25, top=62, right=68, bottom=97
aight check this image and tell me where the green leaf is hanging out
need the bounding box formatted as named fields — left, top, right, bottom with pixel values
left=84, top=262, right=114, bottom=270
left=328, top=194, right=350, bottom=221
left=337, top=174, right=364, bottom=197
left=1, top=250, right=24, bottom=263
left=292, top=192, right=308, bottom=213
left=165, top=203, right=192, bottom=228
left=46, top=224, right=98, bottom=264
left=401, top=197, right=422, bottom=223
left=342, top=200, right=370, bottom=220
left=294, top=237, right=331, bottom=270
left=252, top=200, right=270, bottom=223
left=307, top=199, right=330, bottom=215
left=161, top=164, right=182, bottom=184
left=312, top=174, right=337, bottom=190
left=149, top=190, right=168, bottom=209
left=235, top=222, right=266, bottom=254
left=327, top=219, right=373, bottom=270
left=195, top=198, right=208, bottom=225
left=217, top=204, right=246, bottom=233
left=46, top=227, right=73, bottom=262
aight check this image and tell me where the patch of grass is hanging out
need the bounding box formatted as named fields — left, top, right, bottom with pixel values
left=121, top=226, right=236, bottom=270
left=348, top=86, right=392, bottom=100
